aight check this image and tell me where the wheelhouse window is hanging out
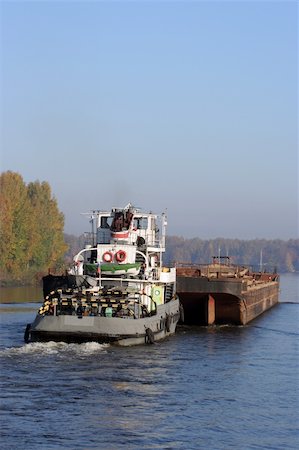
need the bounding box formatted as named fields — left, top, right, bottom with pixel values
left=133, top=217, right=148, bottom=230
left=100, top=216, right=112, bottom=229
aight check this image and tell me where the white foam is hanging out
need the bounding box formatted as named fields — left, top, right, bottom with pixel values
left=81, top=341, right=109, bottom=353
left=0, top=341, right=109, bottom=357
left=67, top=341, right=109, bottom=355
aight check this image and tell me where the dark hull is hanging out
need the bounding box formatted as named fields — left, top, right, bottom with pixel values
left=177, top=269, right=279, bottom=325
left=29, top=329, right=146, bottom=345
left=26, top=301, right=180, bottom=346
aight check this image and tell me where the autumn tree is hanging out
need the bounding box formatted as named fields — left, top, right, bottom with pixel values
left=26, top=180, right=67, bottom=272
left=0, top=171, right=68, bottom=284
left=0, top=171, right=32, bottom=277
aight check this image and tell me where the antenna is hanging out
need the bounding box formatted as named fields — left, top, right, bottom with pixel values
left=90, top=216, right=95, bottom=246
left=81, top=211, right=98, bottom=246
left=259, top=249, right=263, bottom=272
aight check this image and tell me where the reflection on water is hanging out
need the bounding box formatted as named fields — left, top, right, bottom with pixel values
left=0, top=272, right=298, bottom=305
left=279, top=272, right=299, bottom=303
left=0, top=305, right=38, bottom=313
left=0, top=285, right=43, bottom=304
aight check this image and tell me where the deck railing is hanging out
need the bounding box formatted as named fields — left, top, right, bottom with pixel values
left=175, top=261, right=278, bottom=278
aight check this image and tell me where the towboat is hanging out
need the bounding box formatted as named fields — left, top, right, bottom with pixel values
left=25, top=203, right=182, bottom=346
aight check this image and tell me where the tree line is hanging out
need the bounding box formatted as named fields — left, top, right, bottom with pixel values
left=164, top=236, right=299, bottom=273
left=1, top=171, right=297, bottom=286
left=0, top=171, right=67, bottom=285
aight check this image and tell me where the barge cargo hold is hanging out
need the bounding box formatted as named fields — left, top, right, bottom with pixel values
left=176, top=259, right=279, bottom=326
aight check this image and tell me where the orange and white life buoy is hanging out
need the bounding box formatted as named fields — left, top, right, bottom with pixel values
left=115, top=250, right=126, bottom=263
left=103, top=251, right=113, bottom=263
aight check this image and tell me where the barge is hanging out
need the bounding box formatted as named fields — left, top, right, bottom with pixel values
left=176, top=257, right=279, bottom=325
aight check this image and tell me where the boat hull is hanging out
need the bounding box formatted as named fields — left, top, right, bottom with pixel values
left=28, top=299, right=180, bottom=346
left=177, top=267, right=279, bottom=325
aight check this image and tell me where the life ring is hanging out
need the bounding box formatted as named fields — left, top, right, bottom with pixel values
left=103, top=251, right=113, bottom=263
left=137, top=236, right=145, bottom=247
left=179, top=303, right=184, bottom=323
left=145, top=328, right=155, bottom=344
left=115, top=250, right=126, bottom=263
left=165, top=314, right=171, bottom=332
left=24, top=323, right=31, bottom=343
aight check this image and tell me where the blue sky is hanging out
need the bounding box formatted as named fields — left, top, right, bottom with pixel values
left=1, top=0, right=298, bottom=239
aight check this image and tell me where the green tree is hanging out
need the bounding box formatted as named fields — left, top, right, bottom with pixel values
left=0, top=171, right=68, bottom=284
left=27, top=180, right=67, bottom=272
left=0, top=171, right=32, bottom=277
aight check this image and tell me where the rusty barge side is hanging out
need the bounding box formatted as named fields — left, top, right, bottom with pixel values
left=176, top=265, right=279, bottom=326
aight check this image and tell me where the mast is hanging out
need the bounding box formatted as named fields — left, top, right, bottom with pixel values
left=259, top=249, right=263, bottom=272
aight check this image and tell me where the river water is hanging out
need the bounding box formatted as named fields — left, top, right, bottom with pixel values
left=0, top=274, right=298, bottom=450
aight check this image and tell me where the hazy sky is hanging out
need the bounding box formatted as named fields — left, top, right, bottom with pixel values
left=1, top=0, right=298, bottom=239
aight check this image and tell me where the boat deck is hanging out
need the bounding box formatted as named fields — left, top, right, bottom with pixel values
left=176, top=265, right=279, bottom=325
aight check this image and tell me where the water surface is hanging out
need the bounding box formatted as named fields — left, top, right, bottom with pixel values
left=0, top=274, right=298, bottom=449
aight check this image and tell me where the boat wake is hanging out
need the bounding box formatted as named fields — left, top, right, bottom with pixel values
left=0, top=341, right=109, bottom=357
